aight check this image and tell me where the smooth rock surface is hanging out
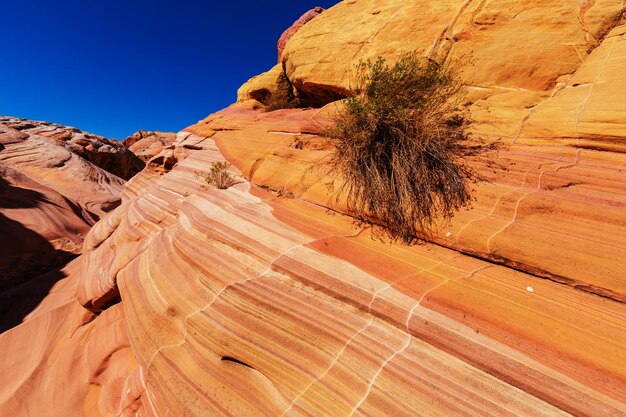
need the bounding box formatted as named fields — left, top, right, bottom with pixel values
left=277, top=7, right=324, bottom=62
left=281, top=0, right=625, bottom=113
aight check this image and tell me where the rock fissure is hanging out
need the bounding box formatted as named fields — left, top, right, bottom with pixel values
left=573, top=37, right=618, bottom=136
left=142, top=226, right=365, bottom=388
left=279, top=316, right=376, bottom=416
left=404, top=265, right=493, bottom=332
left=578, top=0, right=599, bottom=49
left=366, top=253, right=464, bottom=312
left=485, top=164, right=562, bottom=253
left=428, top=0, right=476, bottom=61
left=346, top=334, right=413, bottom=417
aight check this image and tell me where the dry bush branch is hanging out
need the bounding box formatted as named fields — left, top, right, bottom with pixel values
left=197, top=161, right=238, bottom=190
left=323, top=52, right=486, bottom=244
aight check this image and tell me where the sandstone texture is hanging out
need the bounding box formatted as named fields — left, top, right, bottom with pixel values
left=0, top=116, right=143, bottom=230
left=2, top=1, right=626, bottom=416
left=0, top=117, right=143, bottom=330
left=4, top=129, right=624, bottom=416
left=0, top=116, right=144, bottom=216
left=277, top=7, right=324, bottom=62
left=122, top=130, right=177, bottom=163
left=237, top=64, right=287, bottom=105
left=238, top=7, right=323, bottom=106
left=278, top=0, right=626, bottom=117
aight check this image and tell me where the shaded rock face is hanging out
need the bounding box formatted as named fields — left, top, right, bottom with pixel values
left=2, top=2, right=626, bottom=417
left=122, top=130, right=177, bottom=162
left=0, top=165, right=84, bottom=289
left=0, top=117, right=144, bottom=332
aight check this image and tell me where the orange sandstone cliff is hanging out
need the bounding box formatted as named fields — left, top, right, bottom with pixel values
left=1, top=1, right=626, bottom=416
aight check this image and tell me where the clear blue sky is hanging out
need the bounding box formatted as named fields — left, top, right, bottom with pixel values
left=0, top=1, right=338, bottom=139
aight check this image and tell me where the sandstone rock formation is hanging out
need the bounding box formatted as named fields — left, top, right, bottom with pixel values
left=238, top=7, right=323, bottom=107
left=0, top=117, right=143, bottom=330
left=0, top=163, right=85, bottom=289
left=122, top=130, right=177, bottom=162
left=237, top=64, right=288, bottom=105
left=278, top=0, right=626, bottom=112
left=0, top=116, right=144, bottom=218
left=3, top=125, right=623, bottom=416
left=277, top=7, right=324, bottom=62
left=2, top=1, right=626, bottom=416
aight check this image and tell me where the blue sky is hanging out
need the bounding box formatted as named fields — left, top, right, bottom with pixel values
left=0, top=1, right=338, bottom=139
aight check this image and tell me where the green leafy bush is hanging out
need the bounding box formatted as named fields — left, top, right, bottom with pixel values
left=324, top=52, right=480, bottom=243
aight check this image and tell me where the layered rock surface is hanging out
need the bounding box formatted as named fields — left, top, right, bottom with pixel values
left=0, top=116, right=143, bottom=218
left=2, top=1, right=626, bottom=416
left=277, top=7, right=324, bottom=62
left=3, top=127, right=623, bottom=416
left=0, top=117, right=143, bottom=330
left=279, top=0, right=626, bottom=117
left=122, top=130, right=177, bottom=163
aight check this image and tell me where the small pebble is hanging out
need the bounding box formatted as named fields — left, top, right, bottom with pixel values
left=445, top=232, right=452, bottom=238
left=526, top=286, right=534, bottom=293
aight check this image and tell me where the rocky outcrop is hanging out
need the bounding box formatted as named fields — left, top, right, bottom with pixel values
left=237, top=64, right=286, bottom=105
left=122, top=130, right=177, bottom=162
left=0, top=117, right=143, bottom=222
left=238, top=7, right=324, bottom=107
left=0, top=117, right=144, bottom=331
left=0, top=117, right=144, bottom=180
left=257, top=0, right=626, bottom=115
left=2, top=1, right=626, bottom=416
left=277, top=7, right=324, bottom=62
left=288, top=1, right=622, bottom=101
left=229, top=1, right=626, bottom=303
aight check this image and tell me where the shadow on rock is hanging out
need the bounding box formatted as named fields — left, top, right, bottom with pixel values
left=0, top=177, right=81, bottom=333
left=0, top=264, right=73, bottom=334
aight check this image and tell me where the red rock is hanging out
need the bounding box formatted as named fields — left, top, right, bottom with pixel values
left=122, top=130, right=176, bottom=162
left=277, top=7, right=324, bottom=62
left=0, top=116, right=144, bottom=332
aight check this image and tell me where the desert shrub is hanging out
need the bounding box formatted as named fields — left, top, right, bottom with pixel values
left=324, top=52, right=480, bottom=243
left=264, top=89, right=299, bottom=112
left=199, top=161, right=238, bottom=189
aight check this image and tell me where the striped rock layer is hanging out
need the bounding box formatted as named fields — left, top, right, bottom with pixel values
left=1, top=1, right=626, bottom=416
